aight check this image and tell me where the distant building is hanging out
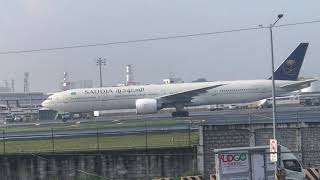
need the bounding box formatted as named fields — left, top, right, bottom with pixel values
left=126, top=64, right=133, bottom=85
left=0, top=87, right=12, bottom=93
left=60, top=72, right=71, bottom=91
left=0, top=92, right=49, bottom=108
left=59, top=72, right=93, bottom=90
left=0, top=80, right=13, bottom=92
left=70, top=80, right=93, bottom=89
left=125, top=64, right=140, bottom=86
left=163, top=77, right=184, bottom=84
left=192, top=78, right=208, bottom=82
left=24, top=72, right=30, bottom=92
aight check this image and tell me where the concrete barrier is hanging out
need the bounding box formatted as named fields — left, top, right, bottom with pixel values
left=209, top=174, right=216, bottom=180
left=204, top=168, right=320, bottom=180
left=180, top=175, right=203, bottom=180
left=0, top=147, right=196, bottom=180
left=305, top=168, right=320, bottom=180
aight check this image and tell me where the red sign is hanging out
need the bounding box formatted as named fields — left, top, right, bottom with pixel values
left=270, top=139, right=277, bottom=162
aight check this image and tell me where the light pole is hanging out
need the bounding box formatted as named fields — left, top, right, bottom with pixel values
left=269, top=13, right=283, bottom=176
left=95, top=58, right=106, bottom=87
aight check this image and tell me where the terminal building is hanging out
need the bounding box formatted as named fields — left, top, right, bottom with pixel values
left=0, top=92, right=48, bottom=108
left=0, top=80, right=14, bottom=93
left=0, top=92, right=50, bottom=122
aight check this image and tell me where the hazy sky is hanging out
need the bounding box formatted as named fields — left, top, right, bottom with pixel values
left=1, top=1, right=320, bottom=92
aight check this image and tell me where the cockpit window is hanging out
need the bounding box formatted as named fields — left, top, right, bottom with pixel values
left=47, top=98, right=52, bottom=100
left=283, top=159, right=302, bottom=172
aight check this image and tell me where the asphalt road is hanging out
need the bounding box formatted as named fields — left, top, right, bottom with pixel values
left=2, top=106, right=320, bottom=140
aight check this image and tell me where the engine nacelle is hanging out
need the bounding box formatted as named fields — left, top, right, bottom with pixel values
left=135, top=98, right=158, bottom=114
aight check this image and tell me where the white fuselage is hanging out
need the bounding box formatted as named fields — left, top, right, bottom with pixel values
left=42, top=80, right=307, bottom=113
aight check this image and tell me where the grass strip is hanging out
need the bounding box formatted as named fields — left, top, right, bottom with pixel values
left=0, top=131, right=198, bottom=154
left=1, top=118, right=188, bottom=133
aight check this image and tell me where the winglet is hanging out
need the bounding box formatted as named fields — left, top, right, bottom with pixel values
left=269, top=43, right=309, bottom=81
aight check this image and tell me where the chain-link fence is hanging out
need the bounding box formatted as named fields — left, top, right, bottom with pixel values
left=0, top=124, right=199, bottom=154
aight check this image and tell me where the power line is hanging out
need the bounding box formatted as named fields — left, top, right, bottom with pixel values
left=276, top=19, right=320, bottom=28
left=1, top=19, right=320, bottom=55
left=0, top=26, right=263, bottom=55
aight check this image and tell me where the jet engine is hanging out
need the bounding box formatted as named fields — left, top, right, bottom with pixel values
left=135, top=98, right=158, bottom=114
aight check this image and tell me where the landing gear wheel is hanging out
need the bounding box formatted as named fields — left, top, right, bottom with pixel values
left=172, top=112, right=177, bottom=117
left=172, top=111, right=189, bottom=117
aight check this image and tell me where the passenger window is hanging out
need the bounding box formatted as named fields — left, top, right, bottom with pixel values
left=283, top=159, right=302, bottom=172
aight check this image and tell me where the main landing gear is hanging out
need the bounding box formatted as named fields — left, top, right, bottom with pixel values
left=171, top=104, right=189, bottom=117
left=172, top=111, right=189, bottom=117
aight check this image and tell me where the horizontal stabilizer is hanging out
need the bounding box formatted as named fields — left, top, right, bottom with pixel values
left=280, top=79, right=317, bottom=89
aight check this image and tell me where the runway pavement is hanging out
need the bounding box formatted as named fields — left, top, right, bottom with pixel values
left=2, top=106, right=320, bottom=140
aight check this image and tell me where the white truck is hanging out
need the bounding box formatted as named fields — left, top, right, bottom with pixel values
left=208, top=104, right=225, bottom=111
left=214, top=145, right=304, bottom=180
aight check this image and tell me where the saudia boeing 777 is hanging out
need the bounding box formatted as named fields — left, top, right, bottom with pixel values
left=42, top=43, right=316, bottom=117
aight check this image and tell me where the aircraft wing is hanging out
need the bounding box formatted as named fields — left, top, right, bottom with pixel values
left=280, top=79, right=317, bottom=89
left=157, top=84, right=225, bottom=104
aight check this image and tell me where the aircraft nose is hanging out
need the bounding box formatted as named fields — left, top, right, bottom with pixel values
left=42, top=100, right=50, bottom=108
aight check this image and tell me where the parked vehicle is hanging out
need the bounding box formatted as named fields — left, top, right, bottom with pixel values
left=228, top=104, right=238, bottom=110
left=214, top=145, right=304, bottom=180
left=300, top=97, right=320, bottom=106
left=61, top=112, right=71, bottom=122
left=14, top=115, right=23, bottom=122
left=4, top=114, right=14, bottom=122
left=208, top=104, right=225, bottom=111
left=72, top=113, right=80, bottom=119
left=258, top=99, right=273, bottom=109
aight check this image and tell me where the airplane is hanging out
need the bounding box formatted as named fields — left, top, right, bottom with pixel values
left=42, top=43, right=316, bottom=117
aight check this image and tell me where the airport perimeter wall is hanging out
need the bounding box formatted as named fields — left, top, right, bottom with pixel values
left=0, top=147, right=197, bottom=180
left=198, top=121, right=320, bottom=179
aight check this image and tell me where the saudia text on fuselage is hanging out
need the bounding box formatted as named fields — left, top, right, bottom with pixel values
left=84, top=87, right=145, bottom=95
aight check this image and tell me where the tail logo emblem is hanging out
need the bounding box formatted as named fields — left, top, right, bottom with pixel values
left=283, top=59, right=297, bottom=76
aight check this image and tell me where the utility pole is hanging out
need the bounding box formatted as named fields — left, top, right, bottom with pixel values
left=145, top=119, right=149, bottom=180
left=95, top=58, right=106, bottom=87
left=269, top=14, right=283, bottom=177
